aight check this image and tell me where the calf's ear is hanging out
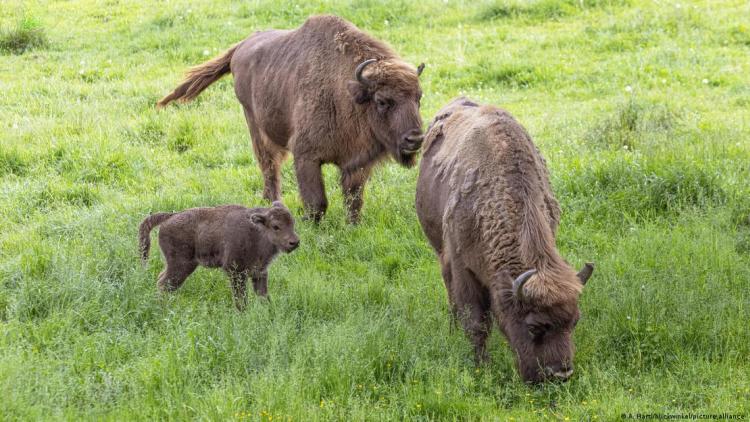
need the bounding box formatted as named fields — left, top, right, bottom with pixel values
left=347, top=81, right=370, bottom=105
left=251, top=213, right=267, bottom=226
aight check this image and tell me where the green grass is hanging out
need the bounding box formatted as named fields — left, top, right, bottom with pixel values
left=0, top=14, right=48, bottom=54
left=2, top=0, right=749, bottom=419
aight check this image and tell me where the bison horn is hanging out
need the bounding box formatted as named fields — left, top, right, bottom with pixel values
left=577, top=262, right=594, bottom=285
left=512, top=269, right=537, bottom=302
left=355, top=59, right=377, bottom=87
left=417, top=62, right=425, bottom=76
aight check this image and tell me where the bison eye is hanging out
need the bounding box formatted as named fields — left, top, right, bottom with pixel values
left=272, top=225, right=280, bottom=231
left=375, top=98, right=391, bottom=112
left=528, top=323, right=550, bottom=338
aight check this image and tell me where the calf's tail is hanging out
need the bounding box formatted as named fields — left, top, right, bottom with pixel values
left=156, top=43, right=239, bottom=108
left=139, top=212, right=175, bottom=265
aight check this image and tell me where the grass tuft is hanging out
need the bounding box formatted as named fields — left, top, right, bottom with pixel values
left=0, top=15, right=48, bottom=54
left=562, top=157, right=725, bottom=224
left=168, top=120, right=197, bottom=153
left=0, top=149, right=30, bottom=176
left=586, top=98, right=680, bottom=150
left=478, top=0, right=629, bottom=22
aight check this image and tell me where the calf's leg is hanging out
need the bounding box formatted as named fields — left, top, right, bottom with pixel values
left=157, top=258, right=197, bottom=292
left=251, top=270, right=269, bottom=298
left=228, top=271, right=248, bottom=311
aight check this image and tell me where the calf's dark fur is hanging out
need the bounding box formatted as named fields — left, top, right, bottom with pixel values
left=139, top=202, right=299, bottom=310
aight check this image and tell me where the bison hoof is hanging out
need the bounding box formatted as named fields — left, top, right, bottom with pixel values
left=302, top=212, right=324, bottom=223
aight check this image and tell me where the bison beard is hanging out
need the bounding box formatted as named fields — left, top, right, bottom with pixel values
left=416, top=97, right=595, bottom=383
left=157, top=15, right=425, bottom=223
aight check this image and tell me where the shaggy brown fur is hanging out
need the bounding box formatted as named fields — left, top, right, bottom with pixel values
left=415, top=97, right=594, bottom=383
left=139, top=202, right=299, bottom=310
left=157, top=15, right=425, bottom=223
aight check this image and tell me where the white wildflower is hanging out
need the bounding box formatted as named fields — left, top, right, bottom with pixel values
left=203, top=49, right=210, bottom=56
left=625, top=85, right=633, bottom=92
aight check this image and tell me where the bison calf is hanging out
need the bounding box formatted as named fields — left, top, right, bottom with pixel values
left=416, top=97, right=594, bottom=383
left=139, top=202, right=299, bottom=310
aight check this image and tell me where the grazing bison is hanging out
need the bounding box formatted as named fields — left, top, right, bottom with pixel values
left=139, top=201, right=299, bottom=310
left=158, top=15, right=425, bottom=223
left=415, top=97, right=594, bottom=383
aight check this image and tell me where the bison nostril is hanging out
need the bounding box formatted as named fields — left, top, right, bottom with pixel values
left=552, top=368, right=574, bottom=380
left=543, top=365, right=573, bottom=381
left=401, top=132, right=424, bottom=154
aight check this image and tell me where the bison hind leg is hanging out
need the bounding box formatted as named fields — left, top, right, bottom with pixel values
left=245, top=108, right=287, bottom=202
left=439, top=252, right=460, bottom=332
left=157, top=260, right=197, bottom=293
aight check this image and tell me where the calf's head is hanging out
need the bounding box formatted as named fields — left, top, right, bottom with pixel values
left=348, top=59, right=425, bottom=167
left=251, top=202, right=300, bottom=253
left=496, top=263, right=594, bottom=383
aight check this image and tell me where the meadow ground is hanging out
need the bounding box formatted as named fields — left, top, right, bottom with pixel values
left=1, top=0, right=749, bottom=419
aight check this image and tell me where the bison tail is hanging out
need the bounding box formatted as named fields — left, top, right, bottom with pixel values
left=138, top=212, right=174, bottom=265
left=156, top=43, right=239, bottom=108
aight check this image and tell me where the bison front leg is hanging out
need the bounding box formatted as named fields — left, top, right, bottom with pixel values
left=451, top=263, right=492, bottom=364
left=341, top=166, right=372, bottom=224
left=294, top=158, right=327, bottom=222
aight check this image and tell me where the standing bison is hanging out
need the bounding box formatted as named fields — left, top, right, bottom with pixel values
left=415, top=97, right=594, bottom=383
left=158, top=15, right=425, bottom=223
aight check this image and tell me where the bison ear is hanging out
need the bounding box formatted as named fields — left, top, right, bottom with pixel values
left=417, top=62, right=425, bottom=77
left=251, top=213, right=267, bottom=226
left=577, top=262, right=594, bottom=285
left=347, top=81, right=370, bottom=105
left=272, top=201, right=284, bottom=209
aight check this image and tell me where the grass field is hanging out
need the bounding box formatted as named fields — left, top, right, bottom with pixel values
left=2, top=0, right=749, bottom=419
